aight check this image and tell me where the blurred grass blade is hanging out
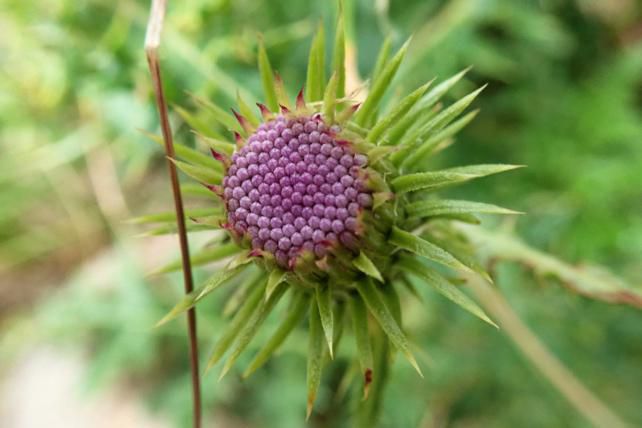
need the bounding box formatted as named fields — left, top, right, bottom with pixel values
left=459, top=225, right=642, bottom=308
left=243, top=291, right=309, bottom=377
left=219, top=282, right=289, bottom=379
left=349, top=294, right=374, bottom=399
left=367, top=80, right=434, bottom=144
left=406, top=199, right=522, bottom=218
left=391, top=164, right=523, bottom=194
left=206, top=272, right=266, bottom=370
left=258, top=38, right=279, bottom=111
left=306, top=23, right=325, bottom=102
left=169, top=158, right=222, bottom=185
left=154, top=242, right=240, bottom=274
left=316, top=284, right=334, bottom=358
left=389, top=226, right=470, bottom=273
left=353, top=251, right=384, bottom=282
left=401, top=257, right=497, bottom=327
left=354, top=38, right=411, bottom=126
left=307, top=298, right=325, bottom=419
left=355, top=278, right=422, bottom=376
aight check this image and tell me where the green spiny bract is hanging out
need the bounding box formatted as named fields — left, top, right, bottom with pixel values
left=148, top=11, right=522, bottom=420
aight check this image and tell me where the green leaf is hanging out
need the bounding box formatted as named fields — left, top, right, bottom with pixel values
left=323, top=73, right=338, bottom=123
left=170, top=158, right=222, bottom=185
left=390, top=164, right=523, bottom=194
left=385, top=68, right=469, bottom=145
left=316, top=284, right=334, bottom=358
left=400, top=257, right=497, bottom=328
left=389, top=226, right=470, bottom=273
left=154, top=242, right=240, bottom=274
left=406, top=199, right=522, bottom=219
left=219, top=282, right=289, bottom=380
left=257, top=38, right=279, bottom=111
left=391, top=86, right=486, bottom=165
left=236, top=92, right=260, bottom=127
left=425, top=234, right=492, bottom=283
left=401, top=110, right=478, bottom=170
left=367, top=80, right=433, bottom=143
left=355, top=278, right=422, bottom=376
left=332, top=13, right=346, bottom=99
left=266, top=268, right=287, bottom=301
left=243, top=291, right=310, bottom=377
left=205, top=272, right=266, bottom=370
left=307, top=299, right=325, bottom=419
left=306, top=23, right=325, bottom=102
left=353, top=251, right=384, bottom=282
left=458, top=224, right=642, bottom=308
left=348, top=294, right=374, bottom=399
left=155, top=261, right=248, bottom=327
left=354, top=37, right=411, bottom=126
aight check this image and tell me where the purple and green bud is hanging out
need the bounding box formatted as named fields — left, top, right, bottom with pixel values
left=222, top=113, right=373, bottom=269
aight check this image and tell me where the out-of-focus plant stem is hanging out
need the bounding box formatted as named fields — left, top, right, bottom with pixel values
left=144, top=1, right=201, bottom=427
left=465, top=273, right=629, bottom=428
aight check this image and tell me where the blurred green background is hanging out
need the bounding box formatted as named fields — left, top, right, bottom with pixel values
left=1, top=0, right=641, bottom=427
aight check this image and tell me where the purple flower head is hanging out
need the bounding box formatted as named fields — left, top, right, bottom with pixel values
left=223, top=114, right=371, bottom=268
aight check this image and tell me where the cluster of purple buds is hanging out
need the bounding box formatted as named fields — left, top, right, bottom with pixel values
left=222, top=114, right=373, bottom=269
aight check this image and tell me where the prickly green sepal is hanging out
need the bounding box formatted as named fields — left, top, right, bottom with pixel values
left=391, top=164, right=523, bottom=194
left=205, top=273, right=266, bottom=371
left=349, top=294, right=374, bottom=399
left=306, top=299, right=325, bottom=419
left=406, top=199, right=522, bottom=219
left=219, top=282, right=289, bottom=380
left=154, top=242, right=240, bottom=274
left=168, top=158, right=221, bottom=185
left=316, top=284, right=334, bottom=358
left=257, top=38, right=279, bottom=111
left=400, top=257, right=497, bottom=328
left=306, top=23, right=325, bottom=102
left=353, top=252, right=384, bottom=282
left=243, top=291, right=310, bottom=377
left=266, top=268, right=287, bottom=301
left=354, top=38, right=411, bottom=126
left=355, top=278, right=422, bottom=376
left=389, top=226, right=471, bottom=273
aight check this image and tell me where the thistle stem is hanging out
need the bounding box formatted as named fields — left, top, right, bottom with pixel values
left=466, top=273, right=628, bottom=428
left=145, top=1, right=201, bottom=427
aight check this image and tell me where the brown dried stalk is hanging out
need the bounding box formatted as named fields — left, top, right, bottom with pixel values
left=144, top=1, right=202, bottom=426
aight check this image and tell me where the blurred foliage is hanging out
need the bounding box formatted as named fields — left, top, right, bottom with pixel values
left=1, top=0, right=642, bottom=427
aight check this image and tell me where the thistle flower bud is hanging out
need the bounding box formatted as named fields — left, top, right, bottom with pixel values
left=151, top=12, right=521, bottom=421
left=223, top=115, right=371, bottom=268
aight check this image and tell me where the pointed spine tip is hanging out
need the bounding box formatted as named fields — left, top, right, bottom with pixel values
left=279, top=104, right=290, bottom=114
left=296, top=87, right=306, bottom=109
left=231, top=108, right=251, bottom=133
left=233, top=131, right=244, bottom=148
left=256, top=102, right=271, bottom=119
